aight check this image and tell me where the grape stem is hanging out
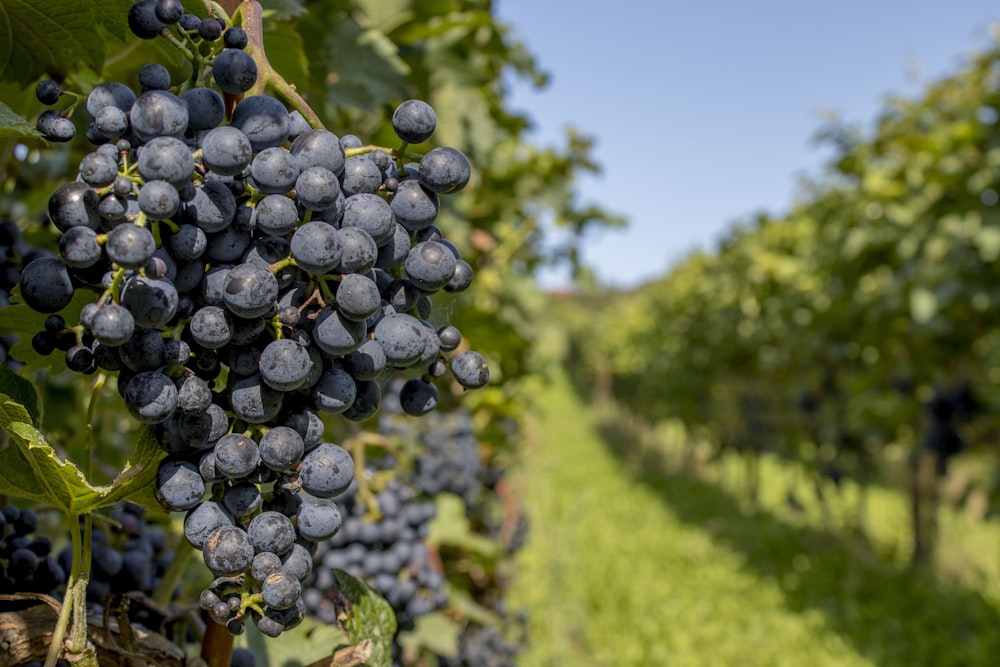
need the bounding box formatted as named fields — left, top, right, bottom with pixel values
left=239, top=0, right=325, bottom=130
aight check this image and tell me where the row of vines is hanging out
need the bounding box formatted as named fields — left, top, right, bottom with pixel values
left=565, top=33, right=1000, bottom=562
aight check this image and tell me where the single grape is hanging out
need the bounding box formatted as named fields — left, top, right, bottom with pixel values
left=18, top=257, right=74, bottom=313
left=299, top=442, right=354, bottom=497
left=35, top=79, right=61, bottom=105
left=58, top=226, right=102, bottom=268
left=253, top=194, right=298, bottom=236
left=189, top=305, right=233, bottom=349
left=230, top=95, right=290, bottom=151
left=258, top=338, right=313, bottom=391
left=404, top=240, right=457, bottom=291
left=247, top=512, right=296, bottom=555
left=419, top=146, right=472, bottom=194
left=184, top=501, right=234, bottom=549
left=290, top=129, right=345, bottom=175
left=229, top=374, right=283, bottom=424
left=224, top=26, right=249, bottom=49
left=214, top=433, right=261, bottom=479
left=451, top=350, right=489, bottom=389
left=137, top=179, right=180, bottom=220
left=261, top=571, right=301, bottom=610
left=251, top=147, right=301, bottom=195
left=184, top=87, right=226, bottom=131
left=200, top=125, right=253, bottom=177
left=48, top=181, right=101, bottom=231
left=340, top=155, right=383, bottom=195
left=130, top=90, right=189, bottom=140
left=289, top=221, right=342, bottom=274
left=212, top=48, right=258, bottom=95
left=222, top=263, right=279, bottom=318
left=392, top=99, right=436, bottom=144
left=312, top=308, right=366, bottom=356
left=154, top=458, right=205, bottom=511
left=399, top=377, right=439, bottom=416
left=295, top=497, right=343, bottom=541
left=202, top=525, right=255, bottom=577
left=124, top=370, right=178, bottom=424
left=89, top=304, right=135, bottom=346
left=295, top=166, right=341, bottom=211
left=258, top=426, right=305, bottom=472
left=36, top=110, right=75, bottom=142
left=137, top=136, right=195, bottom=188
left=335, top=272, right=381, bottom=322
left=138, top=63, right=171, bottom=91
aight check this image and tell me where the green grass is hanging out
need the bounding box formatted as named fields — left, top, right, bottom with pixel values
left=508, top=372, right=1000, bottom=667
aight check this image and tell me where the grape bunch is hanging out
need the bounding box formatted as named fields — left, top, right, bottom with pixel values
left=306, top=477, right=447, bottom=633
left=17, top=0, right=490, bottom=639
left=0, top=505, right=68, bottom=600
left=439, top=623, right=523, bottom=667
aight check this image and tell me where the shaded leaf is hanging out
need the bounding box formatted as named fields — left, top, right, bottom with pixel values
left=0, top=100, right=41, bottom=139
left=0, top=394, right=165, bottom=514
left=429, top=493, right=501, bottom=557
left=0, top=362, right=38, bottom=424
left=335, top=569, right=396, bottom=667
left=323, top=20, right=408, bottom=111
left=0, top=0, right=132, bottom=84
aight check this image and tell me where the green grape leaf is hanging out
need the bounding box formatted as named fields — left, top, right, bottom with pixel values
left=0, top=100, right=41, bottom=139
left=0, top=285, right=96, bottom=375
left=263, top=21, right=310, bottom=100
left=428, top=493, right=501, bottom=557
left=323, top=20, right=408, bottom=111
left=354, top=0, right=413, bottom=34
left=335, top=569, right=397, bottom=667
left=259, top=0, right=308, bottom=20
left=0, top=394, right=165, bottom=514
left=0, top=363, right=38, bottom=425
left=0, top=0, right=133, bottom=85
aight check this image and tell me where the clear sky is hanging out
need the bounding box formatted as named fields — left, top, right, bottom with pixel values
left=494, top=1, right=1000, bottom=289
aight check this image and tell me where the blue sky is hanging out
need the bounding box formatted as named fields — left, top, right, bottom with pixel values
left=494, top=1, right=999, bottom=289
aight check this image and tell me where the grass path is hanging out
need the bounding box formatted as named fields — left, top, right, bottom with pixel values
left=507, top=372, right=1000, bottom=666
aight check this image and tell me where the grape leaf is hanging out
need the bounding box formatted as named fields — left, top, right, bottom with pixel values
left=0, top=284, right=96, bottom=375
left=335, top=569, right=397, bottom=667
left=0, top=100, right=41, bottom=139
left=0, top=394, right=165, bottom=514
left=259, top=0, right=308, bottom=20
left=323, top=20, right=408, bottom=111
left=0, top=362, right=38, bottom=424
left=0, top=0, right=132, bottom=85
left=429, top=493, right=501, bottom=557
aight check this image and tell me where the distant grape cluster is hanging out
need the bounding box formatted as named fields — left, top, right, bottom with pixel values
left=0, top=505, right=67, bottom=599
left=18, top=0, right=490, bottom=639
left=307, top=477, right=447, bottom=632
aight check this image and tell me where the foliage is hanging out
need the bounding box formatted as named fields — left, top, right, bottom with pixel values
left=510, top=368, right=1000, bottom=667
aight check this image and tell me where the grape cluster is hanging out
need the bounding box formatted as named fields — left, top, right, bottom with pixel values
left=0, top=505, right=67, bottom=599
left=379, top=385, right=483, bottom=504
left=439, top=623, right=523, bottom=667
left=306, top=477, right=446, bottom=632
left=19, top=0, right=489, bottom=639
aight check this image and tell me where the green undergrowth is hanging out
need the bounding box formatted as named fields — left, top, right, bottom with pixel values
left=508, top=371, right=1000, bottom=667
